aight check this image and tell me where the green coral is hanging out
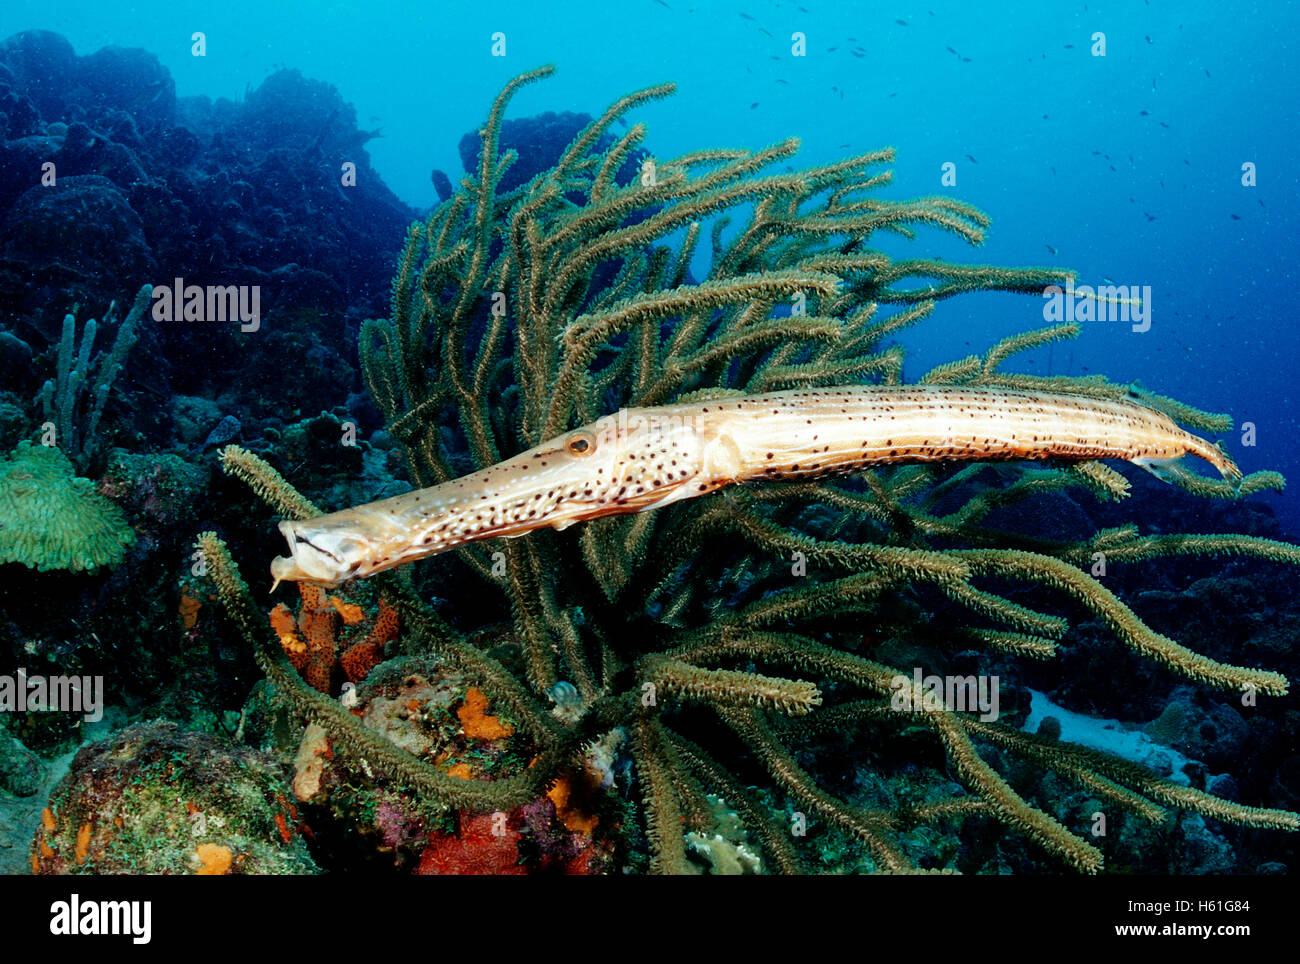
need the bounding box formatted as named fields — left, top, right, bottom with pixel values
left=0, top=440, right=134, bottom=572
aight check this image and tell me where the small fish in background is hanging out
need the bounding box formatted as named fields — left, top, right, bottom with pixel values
left=839, top=143, right=851, bottom=148
left=1204, top=68, right=1211, bottom=77
left=1146, top=35, right=1153, bottom=43
left=1159, top=121, right=1170, bottom=128
left=1230, top=214, right=1241, bottom=220
left=776, top=78, right=789, bottom=84
left=750, top=102, right=759, bottom=109
left=1259, top=199, right=1265, bottom=207
left=827, top=46, right=839, bottom=52
left=759, top=27, right=773, bottom=37
left=965, top=154, right=978, bottom=163
left=1144, top=212, right=1156, bottom=221
left=946, top=46, right=958, bottom=55
left=653, top=0, right=670, bottom=7
left=1139, top=109, right=1149, bottom=115
left=1152, top=77, right=1157, bottom=89
left=1064, top=44, right=1075, bottom=49
left=896, top=19, right=908, bottom=26
left=961, top=57, right=972, bottom=62
left=740, top=11, right=755, bottom=20
left=1045, top=244, right=1057, bottom=255
left=1129, top=196, right=1136, bottom=203
left=1042, top=113, right=1049, bottom=120
left=851, top=49, right=864, bottom=58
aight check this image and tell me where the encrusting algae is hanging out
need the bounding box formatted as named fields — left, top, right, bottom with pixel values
left=203, top=67, right=1300, bottom=874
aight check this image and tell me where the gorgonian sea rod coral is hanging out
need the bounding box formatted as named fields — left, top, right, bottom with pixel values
left=206, top=67, right=1300, bottom=874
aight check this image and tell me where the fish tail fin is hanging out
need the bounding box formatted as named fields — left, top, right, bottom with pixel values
left=1213, top=440, right=1244, bottom=491
left=1186, top=435, right=1243, bottom=487
left=1134, top=436, right=1242, bottom=492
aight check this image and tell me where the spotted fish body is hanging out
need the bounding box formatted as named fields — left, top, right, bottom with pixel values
left=270, top=385, right=1240, bottom=586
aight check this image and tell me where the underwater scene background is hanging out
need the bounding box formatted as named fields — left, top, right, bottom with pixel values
left=0, top=0, right=1296, bottom=879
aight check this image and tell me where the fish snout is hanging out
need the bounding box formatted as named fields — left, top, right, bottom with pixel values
left=270, top=520, right=363, bottom=587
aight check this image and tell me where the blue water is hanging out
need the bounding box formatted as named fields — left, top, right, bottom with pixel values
left=4, top=0, right=1296, bottom=528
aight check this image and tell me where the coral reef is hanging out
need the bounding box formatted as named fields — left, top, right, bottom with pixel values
left=203, top=68, right=1300, bottom=874
left=97, top=450, right=207, bottom=540
left=265, top=655, right=618, bottom=873
left=0, top=34, right=445, bottom=760
left=31, top=722, right=317, bottom=874
left=0, top=29, right=414, bottom=418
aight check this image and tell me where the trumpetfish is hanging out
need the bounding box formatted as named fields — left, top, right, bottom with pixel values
left=270, top=385, right=1240, bottom=586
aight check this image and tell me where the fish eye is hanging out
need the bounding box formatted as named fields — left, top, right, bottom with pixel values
left=565, top=432, right=596, bottom=456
